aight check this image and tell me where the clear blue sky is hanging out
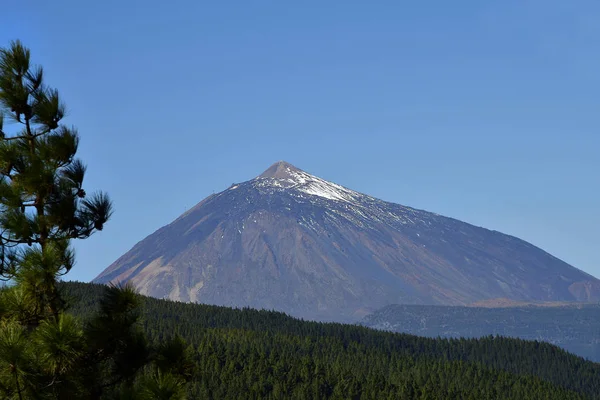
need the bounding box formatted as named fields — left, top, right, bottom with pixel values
left=3, top=0, right=599, bottom=282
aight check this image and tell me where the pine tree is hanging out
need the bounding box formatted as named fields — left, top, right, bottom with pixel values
left=0, top=39, right=113, bottom=322
left=0, top=40, right=190, bottom=399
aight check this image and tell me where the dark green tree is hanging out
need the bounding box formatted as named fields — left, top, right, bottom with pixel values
left=0, top=39, right=112, bottom=321
left=0, top=40, right=189, bottom=399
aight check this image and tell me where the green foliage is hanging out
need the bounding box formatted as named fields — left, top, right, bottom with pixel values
left=33, top=313, right=83, bottom=376
left=0, top=282, right=192, bottom=399
left=0, top=39, right=113, bottom=283
left=65, top=281, right=600, bottom=399
left=137, top=371, right=187, bottom=400
left=0, top=40, right=190, bottom=399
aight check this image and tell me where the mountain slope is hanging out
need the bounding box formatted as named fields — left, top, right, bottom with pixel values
left=94, top=161, right=600, bottom=321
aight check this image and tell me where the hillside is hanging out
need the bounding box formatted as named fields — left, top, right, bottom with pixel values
left=93, top=161, right=600, bottom=321
left=361, top=303, right=600, bottom=362
left=62, top=281, right=600, bottom=399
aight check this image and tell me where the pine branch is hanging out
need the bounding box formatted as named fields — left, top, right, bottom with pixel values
left=2, top=130, right=47, bottom=141
left=0, top=235, right=36, bottom=245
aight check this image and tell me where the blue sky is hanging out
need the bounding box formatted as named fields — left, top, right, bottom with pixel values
left=3, top=0, right=599, bottom=282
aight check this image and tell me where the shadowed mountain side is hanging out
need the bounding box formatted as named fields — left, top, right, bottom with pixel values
left=361, top=303, right=600, bottom=362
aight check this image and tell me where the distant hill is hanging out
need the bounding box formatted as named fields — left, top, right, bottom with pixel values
left=94, top=161, right=600, bottom=321
left=361, top=303, right=600, bottom=362
left=63, top=281, right=600, bottom=399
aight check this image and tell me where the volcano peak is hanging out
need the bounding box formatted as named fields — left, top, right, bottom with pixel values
left=258, top=161, right=305, bottom=179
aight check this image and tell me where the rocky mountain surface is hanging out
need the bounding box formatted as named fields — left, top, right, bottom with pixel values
left=361, top=303, right=600, bottom=362
left=94, top=161, right=600, bottom=321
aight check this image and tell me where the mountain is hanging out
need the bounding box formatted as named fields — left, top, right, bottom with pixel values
left=361, top=303, right=600, bottom=362
left=93, top=161, right=600, bottom=321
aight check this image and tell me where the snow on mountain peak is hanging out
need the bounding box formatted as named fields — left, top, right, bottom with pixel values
left=256, top=161, right=359, bottom=203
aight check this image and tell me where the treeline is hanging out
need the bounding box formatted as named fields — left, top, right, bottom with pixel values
left=63, top=281, right=600, bottom=399
left=361, top=303, right=600, bottom=362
